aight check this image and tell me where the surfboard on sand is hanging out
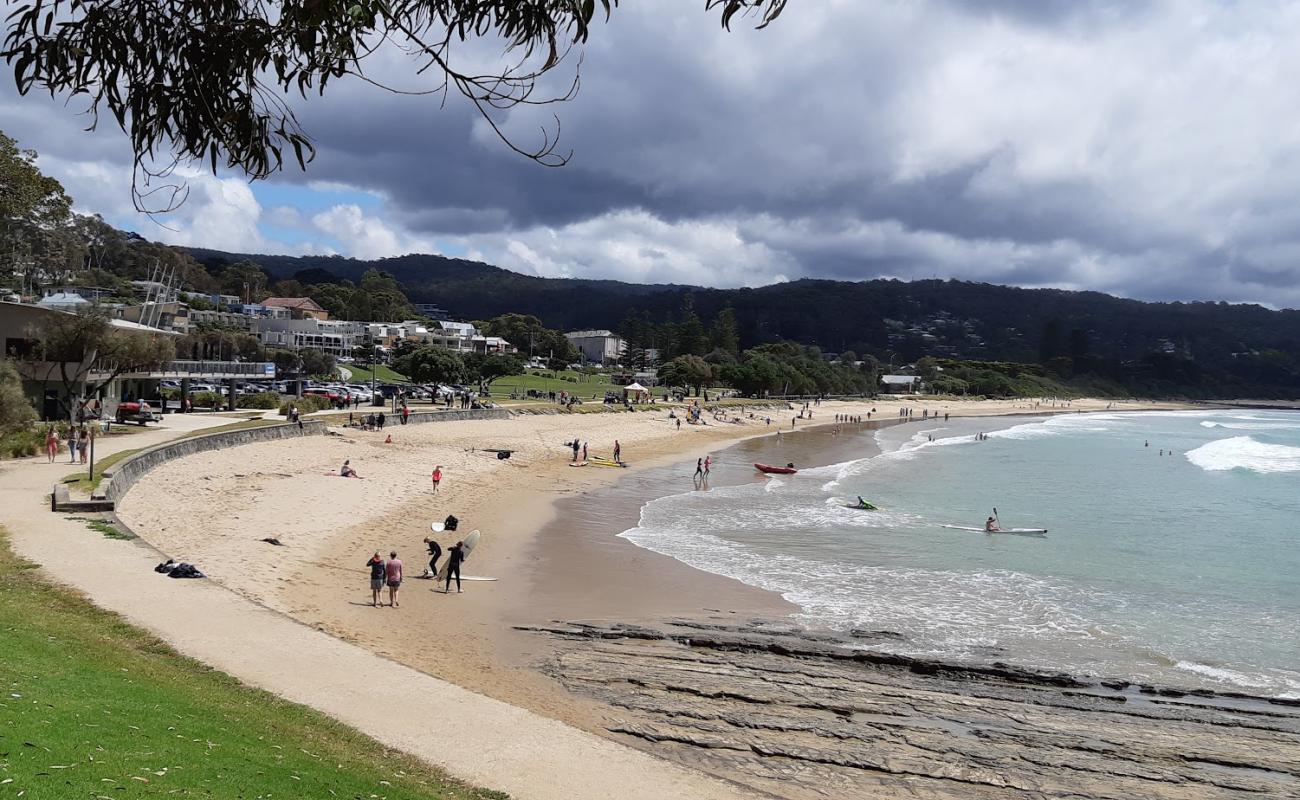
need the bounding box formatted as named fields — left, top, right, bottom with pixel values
left=435, top=529, right=480, bottom=582
left=568, top=461, right=589, bottom=467
left=429, top=522, right=445, bottom=532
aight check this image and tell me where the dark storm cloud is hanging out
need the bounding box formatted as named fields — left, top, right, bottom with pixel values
left=8, top=0, right=1300, bottom=307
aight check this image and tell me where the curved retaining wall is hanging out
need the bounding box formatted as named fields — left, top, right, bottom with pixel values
left=99, top=421, right=328, bottom=504
left=401, top=408, right=512, bottom=425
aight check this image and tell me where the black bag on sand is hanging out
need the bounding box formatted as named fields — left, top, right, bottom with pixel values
left=444, top=514, right=459, bottom=532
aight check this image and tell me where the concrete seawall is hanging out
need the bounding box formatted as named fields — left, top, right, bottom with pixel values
left=100, top=421, right=328, bottom=504
left=402, top=408, right=512, bottom=425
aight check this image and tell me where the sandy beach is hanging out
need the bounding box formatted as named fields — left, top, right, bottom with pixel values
left=115, top=398, right=1177, bottom=722
left=107, top=396, right=1300, bottom=797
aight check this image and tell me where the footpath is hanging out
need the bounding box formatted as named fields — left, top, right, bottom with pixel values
left=0, top=414, right=749, bottom=800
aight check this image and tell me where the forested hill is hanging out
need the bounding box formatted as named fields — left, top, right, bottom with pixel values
left=187, top=249, right=1300, bottom=398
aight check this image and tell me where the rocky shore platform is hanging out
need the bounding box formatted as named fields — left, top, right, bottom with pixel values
left=518, top=618, right=1300, bottom=799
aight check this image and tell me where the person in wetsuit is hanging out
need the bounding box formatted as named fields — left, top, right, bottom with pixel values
left=423, top=536, right=442, bottom=577
left=445, top=540, right=468, bottom=593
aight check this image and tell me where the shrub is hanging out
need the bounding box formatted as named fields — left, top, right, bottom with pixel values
left=1, top=429, right=41, bottom=458
left=236, top=392, right=282, bottom=409
left=278, top=395, right=333, bottom=417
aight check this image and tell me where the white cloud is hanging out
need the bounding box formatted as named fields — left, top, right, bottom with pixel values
left=452, top=209, right=795, bottom=287
left=310, top=204, right=439, bottom=259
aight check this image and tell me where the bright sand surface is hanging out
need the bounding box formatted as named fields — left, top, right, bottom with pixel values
left=113, top=397, right=1189, bottom=730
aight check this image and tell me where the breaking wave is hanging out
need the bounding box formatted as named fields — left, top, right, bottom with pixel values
left=1184, top=436, right=1300, bottom=474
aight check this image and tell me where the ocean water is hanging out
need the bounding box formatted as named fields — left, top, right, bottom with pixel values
left=620, top=409, right=1300, bottom=697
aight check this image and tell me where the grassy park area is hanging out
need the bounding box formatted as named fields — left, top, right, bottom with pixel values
left=340, top=363, right=408, bottom=384
left=0, top=528, right=506, bottom=800
left=489, top=369, right=627, bottom=400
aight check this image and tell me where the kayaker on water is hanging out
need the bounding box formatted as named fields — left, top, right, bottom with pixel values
left=985, top=516, right=1000, bottom=532
left=856, top=496, right=876, bottom=510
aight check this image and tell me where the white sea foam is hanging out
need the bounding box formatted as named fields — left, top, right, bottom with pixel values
left=1200, top=420, right=1300, bottom=431
left=1184, top=436, right=1300, bottom=474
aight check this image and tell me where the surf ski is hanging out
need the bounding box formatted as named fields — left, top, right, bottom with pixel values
left=942, top=525, right=1048, bottom=537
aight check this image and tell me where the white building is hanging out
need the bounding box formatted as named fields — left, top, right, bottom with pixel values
left=881, top=374, right=922, bottom=393
left=256, top=318, right=366, bottom=357
left=565, top=329, right=625, bottom=365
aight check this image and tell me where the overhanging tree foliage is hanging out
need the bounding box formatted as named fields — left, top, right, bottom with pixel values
left=3, top=1, right=787, bottom=210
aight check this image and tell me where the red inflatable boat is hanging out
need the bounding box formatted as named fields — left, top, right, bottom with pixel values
left=754, top=463, right=797, bottom=475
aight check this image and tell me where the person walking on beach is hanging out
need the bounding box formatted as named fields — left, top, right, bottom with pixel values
left=694, top=458, right=704, bottom=481
left=377, top=410, right=386, bottom=430
left=401, top=404, right=410, bottom=425
left=366, top=551, right=386, bottom=607
left=423, top=536, right=442, bottom=578
left=67, top=429, right=78, bottom=463
left=431, top=465, right=443, bottom=492
left=571, top=438, right=580, bottom=462
left=385, top=551, right=403, bottom=607
left=445, top=540, right=467, bottom=593
left=703, top=455, right=712, bottom=477
left=613, top=439, right=622, bottom=464
left=581, top=442, right=588, bottom=462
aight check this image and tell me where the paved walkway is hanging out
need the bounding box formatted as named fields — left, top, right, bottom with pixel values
left=0, top=417, right=750, bottom=800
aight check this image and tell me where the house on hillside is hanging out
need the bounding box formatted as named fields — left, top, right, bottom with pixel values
left=261, top=296, right=329, bottom=320
left=565, top=329, right=625, bottom=365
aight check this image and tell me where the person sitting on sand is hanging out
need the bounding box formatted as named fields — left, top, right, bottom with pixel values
left=340, top=460, right=361, bottom=479
left=985, top=516, right=1000, bottom=532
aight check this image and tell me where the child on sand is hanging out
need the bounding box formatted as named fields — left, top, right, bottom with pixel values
left=431, top=465, right=443, bottom=492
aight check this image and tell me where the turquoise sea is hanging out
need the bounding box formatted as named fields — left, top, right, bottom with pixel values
left=620, top=409, right=1300, bottom=697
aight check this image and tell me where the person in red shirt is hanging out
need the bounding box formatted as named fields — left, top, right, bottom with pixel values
left=431, top=465, right=443, bottom=492
left=384, top=551, right=403, bottom=607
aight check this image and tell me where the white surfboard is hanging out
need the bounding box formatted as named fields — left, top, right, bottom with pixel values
left=429, top=522, right=445, bottom=532
left=435, top=529, right=480, bottom=581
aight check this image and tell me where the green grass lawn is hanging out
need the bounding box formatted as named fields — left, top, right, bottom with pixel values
left=489, top=370, right=627, bottom=399
left=341, top=364, right=408, bottom=384
left=0, top=527, right=506, bottom=799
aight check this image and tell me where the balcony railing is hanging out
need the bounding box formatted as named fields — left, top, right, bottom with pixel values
left=159, top=360, right=277, bottom=377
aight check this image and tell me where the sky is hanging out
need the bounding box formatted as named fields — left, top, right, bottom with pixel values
left=6, top=0, right=1300, bottom=307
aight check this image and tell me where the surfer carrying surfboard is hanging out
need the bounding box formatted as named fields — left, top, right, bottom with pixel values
left=445, top=540, right=469, bottom=593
